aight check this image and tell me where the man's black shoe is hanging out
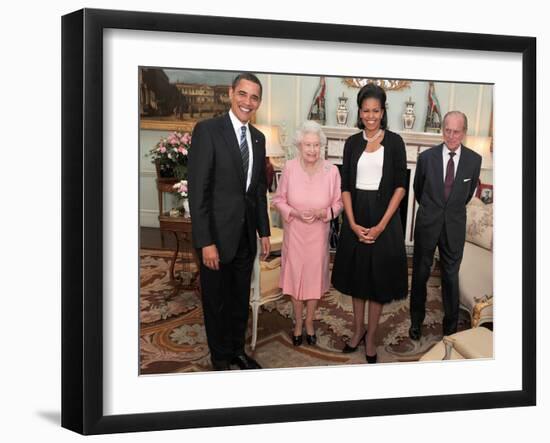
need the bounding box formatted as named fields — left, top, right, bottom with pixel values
left=211, top=358, right=231, bottom=371
left=409, top=324, right=421, bottom=341
left=230, top=353, right=262, bottom=370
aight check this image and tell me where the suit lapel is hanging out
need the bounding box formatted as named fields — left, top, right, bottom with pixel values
left=448, top=145, right=469, bottom=202
left=249, top=125, right=263, bottom=192
left=434, top=144, right=445, bottom=205
left=221, top=113, right=246, bottom=188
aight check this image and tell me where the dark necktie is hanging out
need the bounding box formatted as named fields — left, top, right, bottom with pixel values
left=239, top=126, right=249, bottom=176
left=444, top=151, right=456, bottom=201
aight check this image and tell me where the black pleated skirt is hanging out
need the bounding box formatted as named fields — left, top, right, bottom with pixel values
left=331, top=190, right=408, bottom=304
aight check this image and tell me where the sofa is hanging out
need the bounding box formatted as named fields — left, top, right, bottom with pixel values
left=458, top=197, right=493, bottom=327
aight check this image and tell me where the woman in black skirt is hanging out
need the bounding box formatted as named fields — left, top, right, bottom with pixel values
left=331, top=84, right=408, bottom=363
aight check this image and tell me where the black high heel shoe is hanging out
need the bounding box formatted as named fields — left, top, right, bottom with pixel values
left=292, top=332, right=303, bottom=346
left=365, top=334, right=378, bottom=363
left=342, top=331, right=367, bottom=353
left=365, top=353, right=378, bottom=364
left=306, top=333, right=317, bottom=346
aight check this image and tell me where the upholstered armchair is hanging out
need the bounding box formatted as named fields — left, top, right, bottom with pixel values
left=268, top=192, right=283, bottom=253
left=248, top=193, right=285, bottom=350
left=249, top=243, right=284, bottom=350
left=459, top=197, right=494, bottom=327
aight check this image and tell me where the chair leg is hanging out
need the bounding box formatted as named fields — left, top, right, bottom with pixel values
left=250, top=302, right=259, bottom=351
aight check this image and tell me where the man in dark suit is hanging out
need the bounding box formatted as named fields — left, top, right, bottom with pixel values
left=409, top=111, right=482, bottom=340
left=188, top=73, right=271, bottom=370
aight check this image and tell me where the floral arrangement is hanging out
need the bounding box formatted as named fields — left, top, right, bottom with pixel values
left=148, top=131, right=191, bottom=180
left=172, top=179, right=190, bottom=217
left=172, top=180, right=188, bottom=198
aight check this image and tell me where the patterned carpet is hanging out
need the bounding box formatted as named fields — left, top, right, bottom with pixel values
left=139, top=249, right=470, bottom=374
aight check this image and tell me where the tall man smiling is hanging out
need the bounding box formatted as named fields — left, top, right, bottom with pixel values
left=188, top=73, right=271, bottom=370
left=409, top=111, right=481, bottom=340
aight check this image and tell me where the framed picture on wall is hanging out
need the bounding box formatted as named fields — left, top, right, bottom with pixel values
left=140, top=68, right=237, bottom=132
left=62, top=8, right=536, bottom=435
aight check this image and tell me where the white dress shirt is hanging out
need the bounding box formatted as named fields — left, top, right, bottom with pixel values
left=229, top=109, right=254, bottom=190
left=442, top=144, right=462, bottom=182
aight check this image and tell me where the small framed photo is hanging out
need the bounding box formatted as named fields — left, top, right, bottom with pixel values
left=477, top=183, right=494, bottom=204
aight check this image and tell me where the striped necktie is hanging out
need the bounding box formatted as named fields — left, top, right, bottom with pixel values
left=239, top=125, right=249, bottom=175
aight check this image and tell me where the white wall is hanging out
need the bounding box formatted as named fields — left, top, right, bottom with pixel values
left=140, top=129, right=181, bottom=226
left=1, top=1, right=546, bottom=442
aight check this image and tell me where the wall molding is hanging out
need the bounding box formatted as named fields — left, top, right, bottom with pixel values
left=140, top=209, right=160, bottom=228
left=474, top=84, right=484, bottom=135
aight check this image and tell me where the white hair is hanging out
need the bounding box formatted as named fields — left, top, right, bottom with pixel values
left=443, top=110, right=468, bottom=132
left=293, top=120, right=327, bottom=149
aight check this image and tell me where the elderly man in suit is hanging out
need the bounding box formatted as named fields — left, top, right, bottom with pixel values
left=188, top=73, right=271, bottom=371
left=409, top=111, right=481, bottom=340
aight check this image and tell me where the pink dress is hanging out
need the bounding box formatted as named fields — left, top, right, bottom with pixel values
left=272, top=158, right=343, bottom=300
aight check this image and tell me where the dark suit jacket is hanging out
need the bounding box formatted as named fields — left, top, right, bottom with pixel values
left=340, top=130, right=408, bottom=221
left=188, top=113, right=271, bottom=263
left=413, top=143, right=482, bottom=252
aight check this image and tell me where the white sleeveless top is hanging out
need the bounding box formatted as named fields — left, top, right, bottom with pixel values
left=356, top=146, right=384, bottom=190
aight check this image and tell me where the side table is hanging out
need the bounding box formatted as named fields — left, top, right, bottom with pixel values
left=158, top=214, right=201, bottom=291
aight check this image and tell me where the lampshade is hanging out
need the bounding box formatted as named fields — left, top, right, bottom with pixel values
left=255, top=124, right=285, bottom=157
left=465, top=135, right=493, bottom=169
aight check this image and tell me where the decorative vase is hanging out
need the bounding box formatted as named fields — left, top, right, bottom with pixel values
left=336, top=93, right=349, bottom=126
left=182, top=198, right=190, bottom=218
left=402, top=97, right=416, bottom=131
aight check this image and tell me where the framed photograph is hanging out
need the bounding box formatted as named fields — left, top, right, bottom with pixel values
left=477, top=182, right=494, bottom=204
left=62, top=8, right=536, bottom=435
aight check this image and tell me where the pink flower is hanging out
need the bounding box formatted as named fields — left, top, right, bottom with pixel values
left=172, top=180, right=188, bottom=197
left=159, top=146, right=166, bottom=153
left=181, top=133, right=191, bottom=144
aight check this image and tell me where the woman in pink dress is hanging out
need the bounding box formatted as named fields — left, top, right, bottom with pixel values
left=272, top=121, right=343, bottom=346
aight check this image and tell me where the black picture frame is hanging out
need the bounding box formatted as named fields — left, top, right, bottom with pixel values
left=62, top=8, right=536, bottom=435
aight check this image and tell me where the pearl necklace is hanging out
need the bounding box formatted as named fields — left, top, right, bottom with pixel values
left=364, top=129, right=383, bottom=143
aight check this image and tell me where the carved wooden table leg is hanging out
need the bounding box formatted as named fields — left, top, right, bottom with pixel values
left=169, top=230, right=179, bottom=280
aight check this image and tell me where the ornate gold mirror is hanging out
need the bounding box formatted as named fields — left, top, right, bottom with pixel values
left=343, top=78, right=411, bottom=91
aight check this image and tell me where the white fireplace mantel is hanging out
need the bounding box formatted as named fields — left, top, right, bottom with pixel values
left=321, top=126, right=443, bottom=165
